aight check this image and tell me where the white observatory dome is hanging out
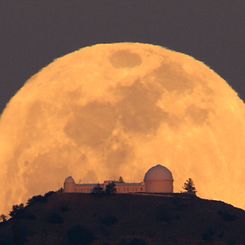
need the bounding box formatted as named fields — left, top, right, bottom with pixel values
left=144, top=164, right=173, bottom=182
left=64, top=176, right=75, bottom=183
left=144, top=164, right=173, bottom=193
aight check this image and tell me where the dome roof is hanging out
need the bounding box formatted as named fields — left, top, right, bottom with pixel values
left=64, top=176, right=75, bottom=183
left=144, top=164, right=173, bottom=182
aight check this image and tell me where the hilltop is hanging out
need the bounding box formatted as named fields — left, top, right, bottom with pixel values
left=0, top=192, right=245, bottom=245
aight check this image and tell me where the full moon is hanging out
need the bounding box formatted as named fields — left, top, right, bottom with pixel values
left=0, top=43, right=245, bottom=213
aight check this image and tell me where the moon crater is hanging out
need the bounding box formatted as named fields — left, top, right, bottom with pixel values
left=186, top=105, right=209, bottom=124
left=152, top=63, right=195, bottom=92
left=115, top=81, right=168, bottom=134
left=109, top=49, right=142, bottom=68
left=64, top=102, right=117, bottom=148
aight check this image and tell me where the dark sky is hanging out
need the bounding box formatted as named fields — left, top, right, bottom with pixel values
left=0, top=0, right=244, bottom=113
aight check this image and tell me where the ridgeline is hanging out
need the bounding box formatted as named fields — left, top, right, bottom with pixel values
left=0, top=192, right=245, bottom=245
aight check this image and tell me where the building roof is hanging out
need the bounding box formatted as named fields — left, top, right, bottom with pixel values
left=144, top=164, right=173, bottom=182
left=77, top=184, right=97, bottom=187
left=77, top=183, right=144, bottom=187
left=64, top=176, right=75, bottom=183
left=115, top=183, right=144, bottom=186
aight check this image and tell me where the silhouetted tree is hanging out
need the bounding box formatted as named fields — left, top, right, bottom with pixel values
left=118, top=176, right=124, bottom=183
left=91, top=184, right=104, bottom=194
left=100, top=215, right=118, bottom=226
left=0, top=214, right=7, bottom=222
left=44, top=191, right=55, bottom=198
left=202, top=226, right=215, bottom=242
left=47, top=211, right=64, bottom=224
left=9, top=204, right=25, bottom=219
left=60, top=205, right=70, bottom=212
left=12, top=222, right=31, bottom=244
left=218, top=210, right=236, bottom=222
left=118, top=238, right=147, bottom=245
left=105, top=182, right=116, bottom=194
left=183, top=178, right=197, bottom=195
left=66, top=225, right=95, bottom=245
left=27, top=195, right=45, bottom=206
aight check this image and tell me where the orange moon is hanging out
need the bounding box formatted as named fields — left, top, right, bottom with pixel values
left=0, top=42, right=245, bottom=213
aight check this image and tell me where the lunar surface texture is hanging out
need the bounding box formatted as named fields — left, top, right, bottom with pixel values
left=0, top=43, right=245, bottom=212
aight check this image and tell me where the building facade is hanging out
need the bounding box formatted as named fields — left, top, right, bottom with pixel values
left=64, top=164, right=174, bottom=194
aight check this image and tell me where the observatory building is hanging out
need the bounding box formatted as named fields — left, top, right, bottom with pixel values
left=64, top=164, right=174, bottom=194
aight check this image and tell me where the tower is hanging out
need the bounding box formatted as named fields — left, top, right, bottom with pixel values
left=144, top=164, right=173, bottom=193
left=64, top=176, right=76, bottom=193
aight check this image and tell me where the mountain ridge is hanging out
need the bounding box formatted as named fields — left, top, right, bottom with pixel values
left=0, top=191, right=245, bottom=245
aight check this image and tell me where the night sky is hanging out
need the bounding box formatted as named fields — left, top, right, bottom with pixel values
left=0, top=0, right=244, bottom=114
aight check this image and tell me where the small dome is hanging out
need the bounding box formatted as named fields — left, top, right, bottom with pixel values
left=144, top=164, right=173, bottom=182
left=64, top=176, right=75, bottom=183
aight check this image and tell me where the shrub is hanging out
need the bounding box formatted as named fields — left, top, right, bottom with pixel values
left=158, top=211, right=172, bottom=223
left=22, top=212, right=36, bottom=220
left=26, top=191, right=54, bottom=206
left=172, top=198, right=188, bottom=211
left=44, top=191, right=55, bottom=198
left=60, top=205, right=70, bottom=212
left=9, top=203, right=36, bottom=220
left=218, top=210, right=236, bottom=222
left=227, top=239, right=236, bottom=245
left=101, top=215, right=118, bottom=226
left=0, top=214, right=7, bottom=223
left=9, top=204, right=25, bottom=219
left=0, top=234, right=14, bottom=245
left=12, top=222, right=32, bottom=245
left=156, top=206, right=172, bottom=223
left=66, top=225, right=95, bottom=245
left=27, top=195, right=45, bottom=206
left=202, top=227, right=215, bottom=242
left=47, top=212, right=64, bottom=224
left=118, top=238, right=147, bottom=245
left=105, top=182, right=116, bottom=195
left=91, top=184, right=104, bottom=194
left=218, top=230, right=224, bottom=238
left=118, top=176, right=124, bottom=183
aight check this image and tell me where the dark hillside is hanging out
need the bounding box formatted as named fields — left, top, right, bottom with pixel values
left=0, top=192, right=245, bottom=245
